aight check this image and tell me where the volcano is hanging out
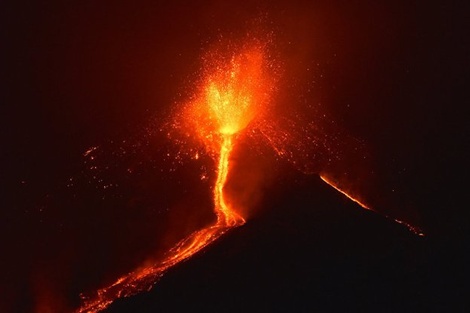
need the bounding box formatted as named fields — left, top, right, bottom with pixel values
left=100, top=174, right=441, bottom=313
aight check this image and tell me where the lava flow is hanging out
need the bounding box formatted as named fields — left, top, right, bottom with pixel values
left=320, top=174, right=424, bottom=236
left=319, top=174, right=372, bottom=211
left=76, top=43, right=273, bottom=313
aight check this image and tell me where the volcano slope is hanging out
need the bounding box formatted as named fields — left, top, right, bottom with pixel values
left=102, top=172, right=465, bottom=313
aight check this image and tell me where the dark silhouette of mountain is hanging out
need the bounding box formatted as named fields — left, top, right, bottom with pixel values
left=104, top=175, right=467, bottom=312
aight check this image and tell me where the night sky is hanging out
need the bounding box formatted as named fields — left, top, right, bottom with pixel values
left=2, top=1, right=468, bottom=312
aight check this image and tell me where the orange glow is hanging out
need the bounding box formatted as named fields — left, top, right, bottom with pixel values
left=185, top=44, right=272, bottom=154
left=319, top=174, right=372, bottom=211
left=206, top=51, right=263, bottom=135
left=76, top=43, right=273, bottom=313
left=320, top=174, right=424, bottom=236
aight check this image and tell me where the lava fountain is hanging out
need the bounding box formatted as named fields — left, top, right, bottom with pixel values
left=76, top=42, right=274, bottom=313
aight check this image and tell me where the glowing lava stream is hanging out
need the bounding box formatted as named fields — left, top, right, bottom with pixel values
left=320, top=174, right=424, bottom=236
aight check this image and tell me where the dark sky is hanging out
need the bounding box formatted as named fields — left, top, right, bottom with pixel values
left=1, top=1, right=468, bottom=312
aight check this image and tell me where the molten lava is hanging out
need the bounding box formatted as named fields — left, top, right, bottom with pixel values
left=319, top=174, right=372, bottom=211
left=320, top=174, right=424, bottom=236
left=215, top=135, right=243, bottom=226
left=76, top=43, right=273, bottom=313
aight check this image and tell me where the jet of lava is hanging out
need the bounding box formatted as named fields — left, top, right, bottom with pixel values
left=76, top=42, right=274, bottom=313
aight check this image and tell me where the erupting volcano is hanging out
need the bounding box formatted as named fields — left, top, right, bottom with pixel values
left=76, top=34, right=424, bottom=312
left=77, top=41, right=274, bottom=313
left=3, top=2, right=463, bottom=311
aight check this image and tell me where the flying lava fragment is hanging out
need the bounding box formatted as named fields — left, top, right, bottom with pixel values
left=76, top=40, right=274, bottom=313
